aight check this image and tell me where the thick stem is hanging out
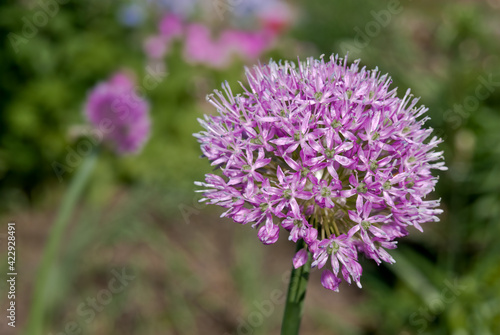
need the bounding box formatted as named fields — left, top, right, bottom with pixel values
left=281, top=239, right=312, bottom=335
left=24, top=149, right=98, bottom=335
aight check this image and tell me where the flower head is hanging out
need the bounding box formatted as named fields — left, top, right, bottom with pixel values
left=195, top=54, right=446, bottom=291
left=85, top=71, right=150, bottom=155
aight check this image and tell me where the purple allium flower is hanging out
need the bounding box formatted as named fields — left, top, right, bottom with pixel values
left=85, top=72, right=150, bottom=155
left=195, top=55, right=446, bottom=291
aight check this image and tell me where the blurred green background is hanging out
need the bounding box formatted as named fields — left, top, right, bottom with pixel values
left=1, top=0, right=500, bottom=334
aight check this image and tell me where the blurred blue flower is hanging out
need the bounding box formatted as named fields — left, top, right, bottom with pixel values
left=151, top=0, right=197, bottom=17
left=231, top=0, right=278, bottom=17
left=118, top=3, right=146, bottom=27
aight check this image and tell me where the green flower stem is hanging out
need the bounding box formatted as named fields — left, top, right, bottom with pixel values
left=281, top=239, right=312, bottom=335
left=24, top=149, right=98, bottom=335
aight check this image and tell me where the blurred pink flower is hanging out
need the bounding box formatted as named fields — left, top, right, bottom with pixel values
left=184, top=23, right=274, bottom=68
left=183, top=23, right=230, bottom=68
left=159, top=13, right=183, bottom=39
left=143, top=35, right=169, bottom=59
left=219, top=30, right=273, bottom=60
left=144, top=14, right=184, bottom=60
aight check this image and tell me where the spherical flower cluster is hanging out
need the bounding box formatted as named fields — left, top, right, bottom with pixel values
left=195, top=55, right=446, bottom=291
left=85, top=71, right=150, bottom=155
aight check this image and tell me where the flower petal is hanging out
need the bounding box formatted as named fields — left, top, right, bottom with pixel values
left=321, top=269, right=341, bottom=292
left=293, top=249, right=309, bottom=269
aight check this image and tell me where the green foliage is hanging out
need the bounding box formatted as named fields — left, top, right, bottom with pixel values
left=2, top=0, right=500, bottom=334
